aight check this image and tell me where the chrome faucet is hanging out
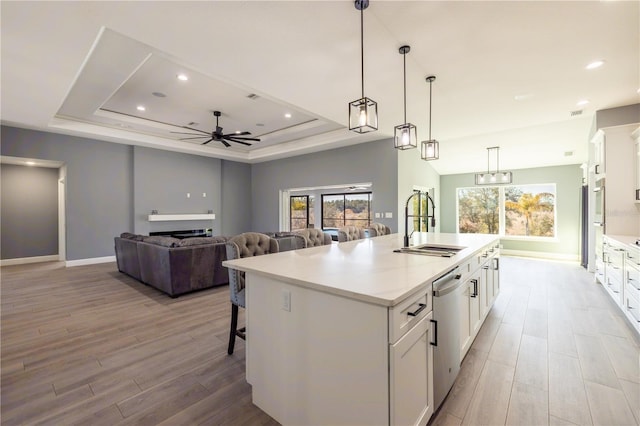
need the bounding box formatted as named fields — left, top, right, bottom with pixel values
left=403, top=191, right=436, bottom=248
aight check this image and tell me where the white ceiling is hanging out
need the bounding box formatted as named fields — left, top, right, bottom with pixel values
left=1, top=1, right=638, bottom=175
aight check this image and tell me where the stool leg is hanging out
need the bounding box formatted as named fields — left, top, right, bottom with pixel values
left=228, top=303, right=239, bottom=355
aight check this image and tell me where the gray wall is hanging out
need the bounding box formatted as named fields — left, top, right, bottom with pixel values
left=133, top=146, right=222, bottom=236
left=440, top=164, right=583, bottom=256
left=251, top=138, right=399, bottom=232
left=221, top=160, right=252, bottom=236
left=1, top=126, right=132, bottom=261
left=1, top=125, right=253, bottom=261
left=1, top=164, right=59, bottom=259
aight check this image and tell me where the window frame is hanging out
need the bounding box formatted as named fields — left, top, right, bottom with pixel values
left=321, top=191, right=372, bottom=230
left=290, top=195, right=311, bottom=231
left=456, top=183, right=557, bottom=240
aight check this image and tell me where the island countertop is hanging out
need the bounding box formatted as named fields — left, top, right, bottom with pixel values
left=223, top=232, right=499, bottom=307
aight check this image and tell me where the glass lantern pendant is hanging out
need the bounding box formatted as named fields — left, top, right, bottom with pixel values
left=349, top=0, right=378, bottom=133
left=394, top=45, right=417, bottom=150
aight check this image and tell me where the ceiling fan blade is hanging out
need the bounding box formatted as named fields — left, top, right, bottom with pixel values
left=229, top=136, right=260, bottom=142
left=179, top=126, right=210, bottom=134
left=179, top=136, right=209, bottom=140
left=226, top=138, right=253, bottom=146
left=223, top=131, right=252, bottom=137
left=220, top=139, right=231, bottom=148
left=171, top=131, right=208, bottom=136
left=201, top=138, right=214, bottom=145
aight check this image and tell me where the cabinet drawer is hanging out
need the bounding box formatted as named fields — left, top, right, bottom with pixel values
left=626, top=262, right=640, bottom=292
left=389, top=290, right=432, bottom=344
left=627, top=248, right=640, bottom=268
left=624, top=291, right=640, bottom=328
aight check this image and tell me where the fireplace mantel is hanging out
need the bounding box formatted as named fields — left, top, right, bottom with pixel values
left=148, top=214, right=216, bottom=222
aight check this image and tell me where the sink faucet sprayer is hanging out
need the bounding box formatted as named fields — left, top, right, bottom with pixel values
left=404, top=191, right=436, bottom=248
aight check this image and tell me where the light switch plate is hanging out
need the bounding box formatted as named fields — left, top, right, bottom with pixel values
left=375, top=212, right=381, bottom=219
left=385, top=212, right=393, bottom=218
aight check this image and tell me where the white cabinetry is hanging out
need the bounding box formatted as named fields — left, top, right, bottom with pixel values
left=459, top=242, right=500, bottom=359
left=390, top=311, right=434, bottom=426
left=634, top=127, right=640, bottom=202
left=624, top=245, right=640, bottom=333
left=602, top=235, right=640, bottom=336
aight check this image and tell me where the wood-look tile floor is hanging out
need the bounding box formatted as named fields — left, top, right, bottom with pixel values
left=1, top=257, right=638, bottom=425
left=431, top=257, right=640, bottom=426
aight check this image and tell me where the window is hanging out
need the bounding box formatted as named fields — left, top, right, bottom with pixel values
left=411, top=190, right=430, bottom=232
left=321, top=192, right=371, bottom=229
left=457, top=184, right=556, bottom=238
left=290, top=195, right=314, bottom=230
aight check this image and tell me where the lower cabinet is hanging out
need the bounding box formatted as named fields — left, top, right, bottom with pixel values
left=389, top=311, right=434, bottom=426
left=601, top=235, right=640, bottom=336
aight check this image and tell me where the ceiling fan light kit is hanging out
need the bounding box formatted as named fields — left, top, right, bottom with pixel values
left=171, top=110, right=260, bottom=148
left=348, top=0, right=378, bottom=133
left=421, top=76, right=440, bottom=161
left=394, top=45, right=418, bottom=150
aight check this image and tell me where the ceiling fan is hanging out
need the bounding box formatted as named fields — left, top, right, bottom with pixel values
left=172, top=111, right=260, bottom=147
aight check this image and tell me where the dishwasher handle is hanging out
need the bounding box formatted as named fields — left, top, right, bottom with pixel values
left=432, top=267, right=463, bottom=297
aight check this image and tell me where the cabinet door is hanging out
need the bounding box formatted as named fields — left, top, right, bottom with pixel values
left=492, top=255, right=500, bottom=300
left=459, top=283, right=471, bottom=358
left=481, top=263, right=491, bottom=316
left=469, top=274, right=482, bottom=337
left=390, top=311, right=434, bottom=426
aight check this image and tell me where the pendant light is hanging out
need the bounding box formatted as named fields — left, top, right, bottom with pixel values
left=394, top=45, right=417, bottom=150
left=421, top=76, right=440, bottom=161
left=475, top=146, right=513, bottom=184
left=348, top=0, right=378, bottom=133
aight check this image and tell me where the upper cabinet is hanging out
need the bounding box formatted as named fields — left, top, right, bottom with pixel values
left=589, top=124, right=640, bottom=236
left=634, top=126, right=640, bottom=202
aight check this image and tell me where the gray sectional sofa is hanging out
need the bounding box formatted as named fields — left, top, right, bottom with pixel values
left=114, top=233, right=230, bottom=297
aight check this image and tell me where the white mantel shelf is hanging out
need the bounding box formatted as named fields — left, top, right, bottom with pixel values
left=147, top=214, right=215, bottom=222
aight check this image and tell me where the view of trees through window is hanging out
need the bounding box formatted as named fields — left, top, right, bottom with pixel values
left=457, top=184, right=556, bottom=237
left=290, top=195, right=314, bottom=230
left=322, top=192, right=371, bottom=229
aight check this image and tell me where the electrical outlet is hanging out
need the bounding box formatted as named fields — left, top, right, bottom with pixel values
left=385, top=212, right=393, bottom=218
left=375, top=212, right=381, bottom=219
left=281, top=289, right=291, bottom=312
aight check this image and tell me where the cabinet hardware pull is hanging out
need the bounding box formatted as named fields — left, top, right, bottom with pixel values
left=471, top=279, right=478, bottom=297
left=483, top=265, right=489, bottom=270
left=407, top=303, right=427, bottom=317
left=430, top=319, right=438, bottom=346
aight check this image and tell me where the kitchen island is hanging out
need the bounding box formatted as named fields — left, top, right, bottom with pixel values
left=223, top=232, right=500, bottom=426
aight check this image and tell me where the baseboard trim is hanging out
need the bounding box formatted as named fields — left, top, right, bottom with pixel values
left=501, top=249, right=579, bottom=262
left=1, top=255, right=60, bottom=266
left=66, top=256, right=116, bottom=267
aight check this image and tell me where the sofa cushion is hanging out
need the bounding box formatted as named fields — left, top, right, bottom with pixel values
left=120, top=232, right=144, bottom=241
left=142, top=235, right=180, bottom=247
left=177, top=236, right=228, bottom=246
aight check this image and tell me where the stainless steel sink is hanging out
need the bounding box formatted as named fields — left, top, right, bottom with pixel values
left=393, top=243, right=466, bottom=257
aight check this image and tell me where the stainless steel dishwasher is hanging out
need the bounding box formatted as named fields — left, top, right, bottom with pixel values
left=431, top=266, right=463, bottom=410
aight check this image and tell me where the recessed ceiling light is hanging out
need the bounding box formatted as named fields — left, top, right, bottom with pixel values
left=284, top=113, right=292, bottom=118
left=514, top=93, right=534, bottom=101
left=25, top=161, right=36, bottom=166
left=136, top=105, right=146, bottom=111
left=585, top=60, right=605, bottom=70
left=177, top=73, right=189, bottom=81
left=577, top=99, right=590, bottom=106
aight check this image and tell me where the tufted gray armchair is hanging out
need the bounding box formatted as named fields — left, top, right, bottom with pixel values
left=367, top=223, right=391, bottom=237
left=294, top=228, right=332, bottom=247
left=337, top=226, right=366, bottom=242
left=225, top=232, right=279, bottom=355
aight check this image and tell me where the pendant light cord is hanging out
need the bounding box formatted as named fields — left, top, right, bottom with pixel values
left=428, top=78, right=432, bottom=140
left=360, top=6, right=365, bottom=99
left=403, top=51, right=407, bottom=124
